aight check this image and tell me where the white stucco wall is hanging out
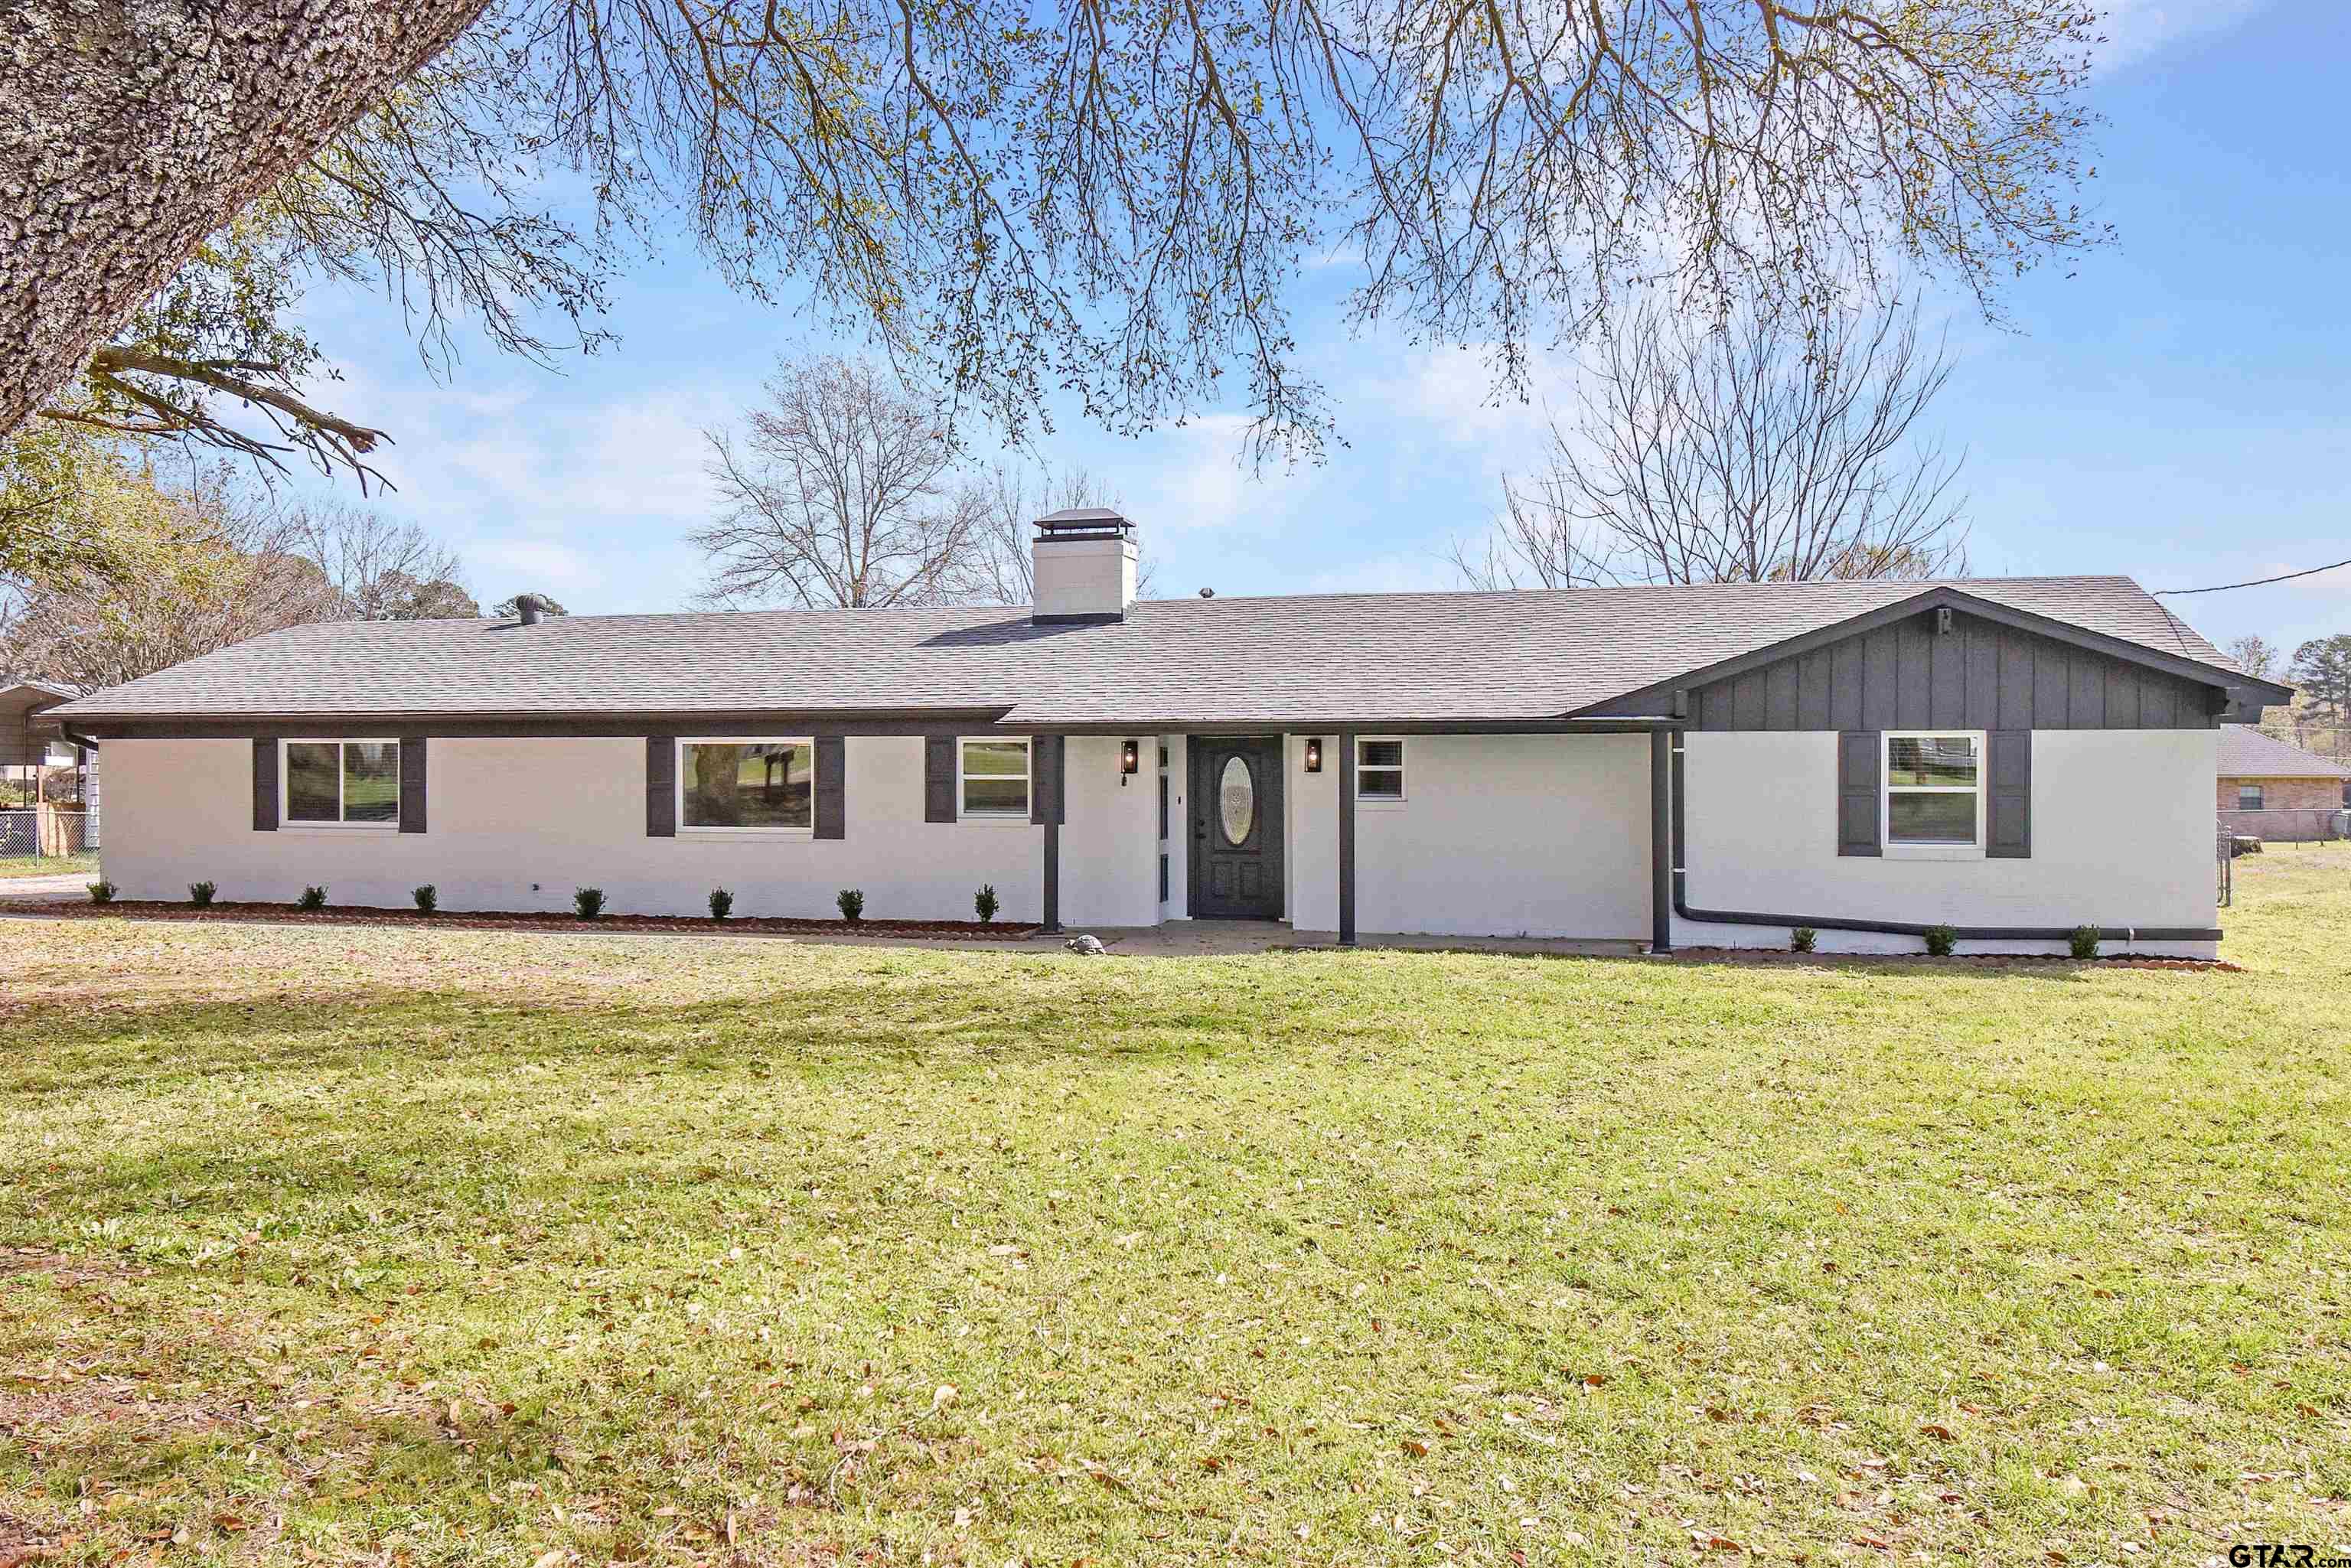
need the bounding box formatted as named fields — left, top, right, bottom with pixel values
left=1158, top=733, right=1189, bottom=920
left=1287, top=732, right=1653, bottom=939
left=1057, top=735, right=1159, bottom=927
left=96, top=735, right=1155, bottom=924
left=1674, top=729, right=2219, bottom=956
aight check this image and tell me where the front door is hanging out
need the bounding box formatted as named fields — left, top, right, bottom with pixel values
left=1189, top=736, right=1285, bottom=919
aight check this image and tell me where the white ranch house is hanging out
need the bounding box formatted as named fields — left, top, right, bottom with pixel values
left=49, top=510, right=2290, bottom=957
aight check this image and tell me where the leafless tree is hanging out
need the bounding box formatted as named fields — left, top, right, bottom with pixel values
left=1453, top=301, right=1969, bottom=590
left=8, top=0, right=2107, bottom=475
left=0, top=468, right=343, bottom=693
left=693, top=357, right=987, bottom=610
left=2225, top=635, right=2281, bottom=684
left=289, top=497, right=479, bottom=618
left=964, top=463, right=1155, bottom=607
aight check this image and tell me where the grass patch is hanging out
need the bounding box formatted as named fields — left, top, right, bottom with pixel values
left=1, top=847, right=2347, bottom=1563
left=0, top=851, right=98, bottom=880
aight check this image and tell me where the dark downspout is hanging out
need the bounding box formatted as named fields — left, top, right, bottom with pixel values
left=1337, top=728, right=1357, bottom=947
left=1668, top=733, right=2222, bottom=945
left=1041, top=734, right=1062, bottom=934
left=1649, top=730, right=1672, bottom=953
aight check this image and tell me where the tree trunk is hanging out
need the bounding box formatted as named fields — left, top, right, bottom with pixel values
left=0, top=0, right=492, bottom=439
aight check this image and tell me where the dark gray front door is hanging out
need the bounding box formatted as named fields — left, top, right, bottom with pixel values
left=1189, top=736, right=1284, bottom=919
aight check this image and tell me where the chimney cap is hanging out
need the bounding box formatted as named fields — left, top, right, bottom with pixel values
left=1033, top=507, right=1133, bottom=540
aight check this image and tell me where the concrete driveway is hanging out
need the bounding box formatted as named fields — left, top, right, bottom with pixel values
left=0, top=873, right=94, bottom=905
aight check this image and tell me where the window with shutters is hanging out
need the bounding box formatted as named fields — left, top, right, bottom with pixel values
left=678, top=738, right=814, bottom=832
left=1882, top=731, right=1983, bottom=858
left=282, top=740, right=400, bottom=828
left=959, top=738, right=1032, bottom=819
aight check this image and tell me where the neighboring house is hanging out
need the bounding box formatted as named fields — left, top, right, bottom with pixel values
left=0, top=678, right=78, bottom=770
left=2216, top=725, right=2349, bottom=841
left=1, top=678, right=97, bottom=856
left=49, top=511, right=2292, bottom=956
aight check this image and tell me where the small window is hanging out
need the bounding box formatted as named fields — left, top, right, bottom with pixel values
left=1357, top=738, right=1404, bottom=800
left=2237, top=784, right=2265, bottom=810
left=1883, top=732, right=1981, bottom=846
left=284, top=740, right=399, bottom=826
left=960, top=738, right=1031, bottom=817
left=680, top=739, right=813, bottom=830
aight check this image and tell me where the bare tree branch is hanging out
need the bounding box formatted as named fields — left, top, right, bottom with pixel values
left=1460, top=298, right=1970, bottom=588
left=692, top=355, right=987, bottom=610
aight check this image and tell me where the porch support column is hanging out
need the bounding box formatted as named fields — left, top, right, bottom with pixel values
left=1040, top=732, right=1063, bottom=934
left=1337, top=728, right=1357, bottom=947
left=1649, top=729, right=1673, bottom=954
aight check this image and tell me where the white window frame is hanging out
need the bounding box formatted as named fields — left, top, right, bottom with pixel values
left=2236, top=784, right=2265, bottom=811
left=1882, top=729, right=1984, bottom=860
left=1355, top=735, right=1407, bottom=807
left=281, top=738, right=401, bottom=830
left=957, top=735, right=1032, bottom=822
left=677, top=736, right=816, bottom=836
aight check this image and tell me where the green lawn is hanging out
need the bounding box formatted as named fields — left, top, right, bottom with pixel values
left=0, top=851, right=98, bottom=880
left=3, top=849, right=2348, bottom=1565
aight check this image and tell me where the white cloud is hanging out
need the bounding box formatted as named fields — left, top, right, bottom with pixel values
left=2095, top=0, right=2273, bottom=72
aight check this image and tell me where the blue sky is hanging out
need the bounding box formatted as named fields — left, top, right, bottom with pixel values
left=292, top=0, right=2346, bottom=660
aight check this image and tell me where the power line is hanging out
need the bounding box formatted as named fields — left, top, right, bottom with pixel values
left=2156, top=556, right=2351, bottom=596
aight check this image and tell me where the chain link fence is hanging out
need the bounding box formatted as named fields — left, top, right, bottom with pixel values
left=2219, top=807, right=2349, bottom=846
left=0, top=807, right=97, bottom=858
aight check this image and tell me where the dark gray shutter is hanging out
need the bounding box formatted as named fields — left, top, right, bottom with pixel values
left=1029, top=735, right=1065, bottom=825
left=1986, top=729, right=2030, bottom=858
left=398, top=738, right=427, bottom=834
left=252, top=739, right=278, bottom=832
left=1837, top=730, right=1880, bottom=857
left=646, top=737, right=676, bottom=837
left=814, top=735, right=845, bottom=839
left=924, top=734, right=957, bottom=822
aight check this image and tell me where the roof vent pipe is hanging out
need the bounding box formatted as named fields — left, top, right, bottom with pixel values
left=516, top=595, right=543, bottom=626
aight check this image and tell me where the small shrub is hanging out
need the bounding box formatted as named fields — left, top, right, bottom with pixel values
left=836, top=887, right=866, bottom=922
left=187, top=880, right=217, bottom=908
left=2068, top=924, right=2101, bottom=960
left=709, top=887, right=734, bottom=921
left=1922, top=923, right=1957, bottom=957
left=86, top=879, right=116, bottom=905
left=297, top=885, right=328, bottom=911
left=1789, top=925, right=1816, bottom=954
left=974, top=883, right=999, bottom=923
left=573, top=886, right=605, bottom=920
left=412, top=884, right=438, bottom=914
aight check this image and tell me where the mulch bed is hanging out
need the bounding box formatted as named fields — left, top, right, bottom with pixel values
left=15, top=901, right=1045, bottom=941
left=1665, top=946, right=2240, bottom=972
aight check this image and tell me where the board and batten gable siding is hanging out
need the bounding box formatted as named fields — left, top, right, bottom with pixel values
left=1684, top=609, right=2216, bottom=732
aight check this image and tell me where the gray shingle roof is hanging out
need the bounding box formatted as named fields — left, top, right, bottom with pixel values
left=2218, top=726, right=2351, bottom=779
left=51, top=575, right=2248, bottom=729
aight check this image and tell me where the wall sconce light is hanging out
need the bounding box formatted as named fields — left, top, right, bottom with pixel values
left=1120, top=738, right=1140, bottom=784
left=1304, top=736, right=1324, bottom=773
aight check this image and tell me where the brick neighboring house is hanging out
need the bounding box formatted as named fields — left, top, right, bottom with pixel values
left=2218, top=725, right=2350, bottom=841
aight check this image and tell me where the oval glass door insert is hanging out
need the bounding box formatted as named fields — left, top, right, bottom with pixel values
left=1218, top=755, right=1255, bottom=846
